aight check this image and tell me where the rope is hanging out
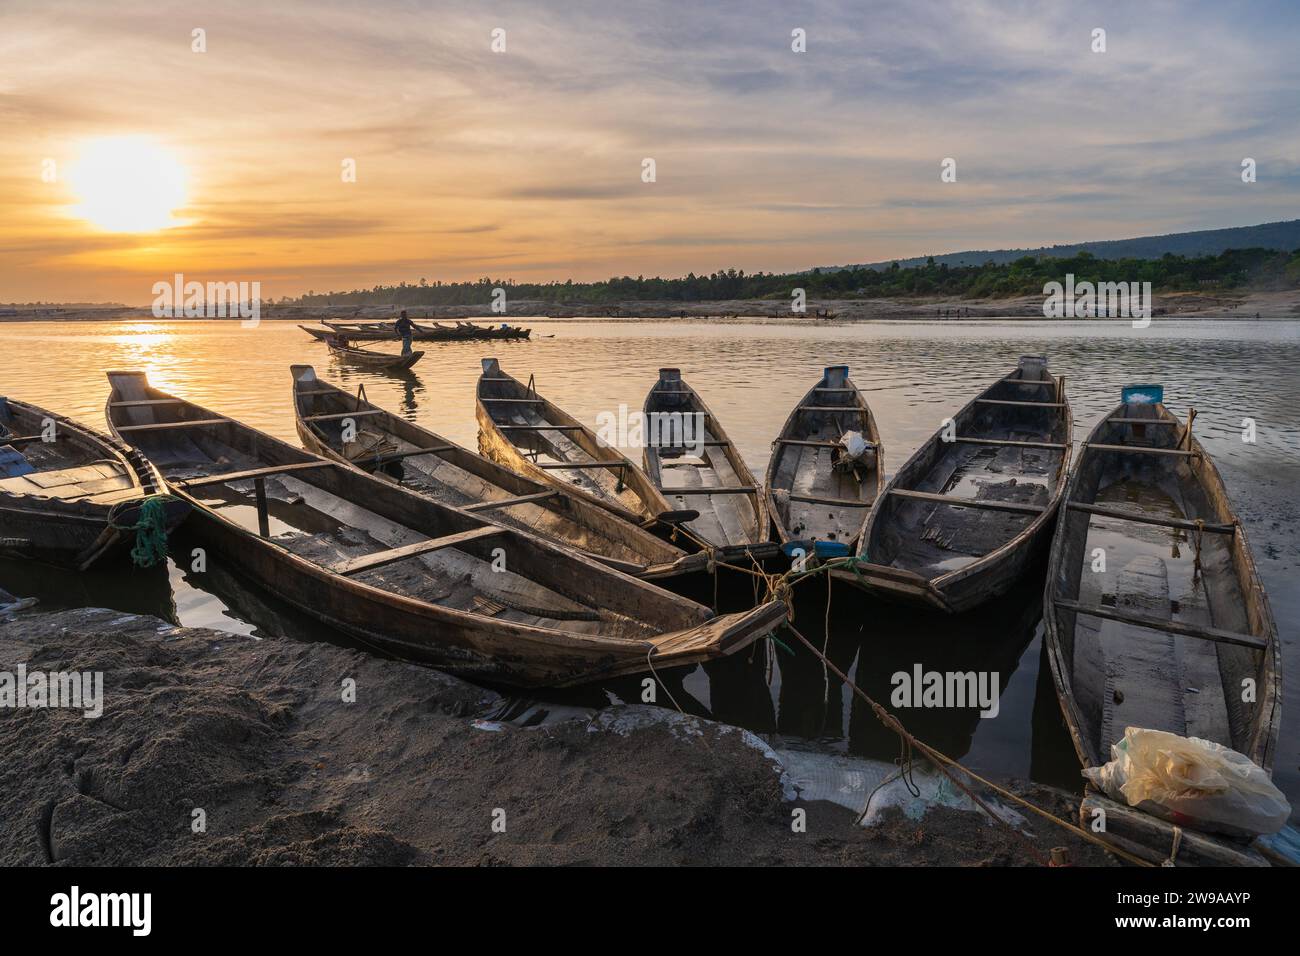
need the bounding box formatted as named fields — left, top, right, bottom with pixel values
left=781, top=620, right=1154, bottom=866
left=1192, top=518, right=1205, bottom=581
left=703, top=550, right=1156, bottom=867
left=645, top=647, right=685, bottom=715
left=108, top=494, right=178, bottom=568
left=1163, top=826, right=1183, bottom=867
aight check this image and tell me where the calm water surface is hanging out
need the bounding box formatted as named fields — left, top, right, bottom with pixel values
left=3, top=318, right=1297, bottom=806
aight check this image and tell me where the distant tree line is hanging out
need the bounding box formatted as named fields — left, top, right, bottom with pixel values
left=286, top=247, right=1300, bottom=306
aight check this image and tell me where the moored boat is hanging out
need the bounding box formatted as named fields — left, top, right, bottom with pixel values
left=641, top=368, right=773, bottom=559
left=104, top=370, right=781, bottom=686
left=1044, top=386, right=1280, bottom=865
left=325, top=338, right=424, bottom=370
left=0, top=395, right=188, bottom=569
left=763, top=365, right=883, bottom=556
left=476, top=358, right=695, bottom=530
left=838, top=356, right=1071, bottom=612
left=290, top=365, right=703, bottom=579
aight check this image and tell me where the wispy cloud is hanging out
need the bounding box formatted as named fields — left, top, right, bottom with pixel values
left=1, top=0, right=1297, bottom=302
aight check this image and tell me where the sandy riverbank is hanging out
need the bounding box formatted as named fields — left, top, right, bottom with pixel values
left=0, top=607, right=1109, bottom=866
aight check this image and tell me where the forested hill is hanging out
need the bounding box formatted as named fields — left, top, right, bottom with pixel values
left=288, top=245, right=1300, bottom=306
left=823, top=219, right=1300, bottom=271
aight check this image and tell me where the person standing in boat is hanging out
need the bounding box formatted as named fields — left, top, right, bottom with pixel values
left=395, top=310, right=414, bottom=355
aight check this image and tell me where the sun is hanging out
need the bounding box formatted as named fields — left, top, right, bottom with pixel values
left=68, top=136, right=188, bottom=233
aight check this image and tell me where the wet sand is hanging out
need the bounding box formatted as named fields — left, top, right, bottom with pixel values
left=0, top=607, right=1109, bottom=866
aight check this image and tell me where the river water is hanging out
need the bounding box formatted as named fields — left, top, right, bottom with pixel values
left=2, top=317, right=1296, bottom=807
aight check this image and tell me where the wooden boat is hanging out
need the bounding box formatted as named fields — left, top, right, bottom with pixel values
left=839, top=356, right=1070, bottom=612
left=764, top=365, right=883, bottom=555
left=290, top=365, right=703, bottom=579
left=319, top=319, right=531, bottom=342
left=476, top=359, right=695, bottom=530
left=1044, top=386, right=1280, bottom=865
left=104, top=370, right=782, bottom=687
left=325, top=339, right=424, bottom=370
left=0, top=396, right=189, bottom=569
left=300, top=324, right=342, bottom=341
left=641, top=368, right=773, bottom=558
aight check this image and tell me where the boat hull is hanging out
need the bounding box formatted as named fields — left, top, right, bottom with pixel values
left=106, top=371, right=783, bottom=687
left=0, top=398, right=188, bottom=570
left=1043, top=399, right=1280, bottom=864
left=475, top=358, right=683, bottom=529
left=289, top=366, right=702, bottom=579
left=763, top=365, right=883, bottom=553
left=642, top=368, right=773, bottom=559
left=838, top=361, right=1071, bottom=613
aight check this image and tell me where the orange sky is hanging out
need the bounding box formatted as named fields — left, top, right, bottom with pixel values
left=2, top=1, right=1298, bottom=304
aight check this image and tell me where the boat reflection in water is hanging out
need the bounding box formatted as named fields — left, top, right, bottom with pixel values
left=529, top=566, right=1047, bottom=770
left=0, top=555, right=179, bottom=625
left=775, top=574, right=1044, bottom=762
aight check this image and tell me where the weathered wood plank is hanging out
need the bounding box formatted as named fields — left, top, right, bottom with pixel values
left=950, top=436, right=1067, bottom=449
left=1054, top=598, right=1267, bottom=650
left=1067, top=502, right=1235, bottom=534
left=330, top=525, right=504, bottom=576
left=174, top=460, right=337, bottom=488
left=1086, top=443, right=1197, bottom=457
left=301, top=410, right=385, bottom=423
left=537, top=461, right=627, bottom=471
left=787, top=491, right=872, bottom=506
left=115, top=418, right=230, bottom=433
left=461, top=490, right=560, bottom=513
left=974, top=399, right=1066, bottom=408
left=888, top=487, right=1045, bottom=514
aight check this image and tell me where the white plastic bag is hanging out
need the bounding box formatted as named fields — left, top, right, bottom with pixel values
left=834, top=431, right=874, bottom=471
left=1083, top=727, right=1290, bottom=838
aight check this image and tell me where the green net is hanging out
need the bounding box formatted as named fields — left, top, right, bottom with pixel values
left=110, top=495, right=176, bottom=568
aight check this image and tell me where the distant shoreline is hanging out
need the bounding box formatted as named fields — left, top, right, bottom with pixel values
left=2, top=289, right=1297, bottom=323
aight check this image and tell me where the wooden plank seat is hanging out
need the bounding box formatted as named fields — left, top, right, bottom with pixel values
left=173, top=461, right=338, bottom=489
left=462, top=491, right=560, bottom=513
left=115, top=418, right=231, bottom=432
left=1066, top=502, right=1235, bottom=534
left=886, top=487, right=1046, bottom=514
left=330, top=525, right=504, bottom=576
left=950, top=436, right=1067, bottom=449
left=1053, top=598, right=1267, bottom=651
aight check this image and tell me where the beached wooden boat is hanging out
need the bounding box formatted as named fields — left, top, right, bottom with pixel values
left=641, top=368, right=773, bottom=558
left=104, top=370, right=781, bottom=686
left=1044, top=387, right=1280, bottom=865
left=325, top=339, right=424, bottom=370
left=290, top=365, right=703, bottom=579
left=476, top=359, right=695, bottom=530
left=763, top=365, right=883, bottom=555
left=839, top=356, right=1070, bottom=612
left=0, top=396, right=189, bottom=569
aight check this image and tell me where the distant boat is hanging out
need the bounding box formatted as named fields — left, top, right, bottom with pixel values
left=325, top=338, right=423, bottom=370
left=0, top=395, right=188, bottom=569
left=315, top=319, right=531, bottom=342
left=839, top=356, right=1071, bottom=612
left=764, top=365, right=883, bottom=556
left=104, top=369, right=785, bottom=687
left=1044, top=388, right=1280, bottom=865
